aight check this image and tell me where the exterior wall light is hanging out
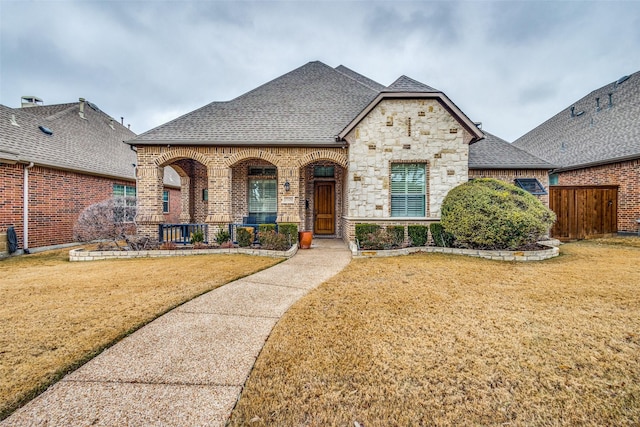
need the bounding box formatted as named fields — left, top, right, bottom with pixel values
left=284, top=180, right=290, bottom=192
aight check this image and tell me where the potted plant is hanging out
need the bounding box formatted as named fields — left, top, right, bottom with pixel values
left=298, top=230, right=313, bottom=249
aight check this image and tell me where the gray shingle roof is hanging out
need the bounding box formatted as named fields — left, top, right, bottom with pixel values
left=1, top=101, right=139, bottom=180
left=513, top=70, right=640, bottom=170
left=385, top=75, right=439, bottom=93
left=131, top=61, right=381, bottom=145
left=1, top=102, right=181, bottom=186
left=469, top=131, right=554, bottom=169
left=334, top=65, right=386, bottom=91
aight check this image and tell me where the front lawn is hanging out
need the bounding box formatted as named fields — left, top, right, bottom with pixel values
left=230, top=239, right=640, bottom=426
left=0, top=248, right=280, bottom=420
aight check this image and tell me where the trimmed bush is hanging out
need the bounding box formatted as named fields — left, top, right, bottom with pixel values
left=215, top=229, right=231, bottom=245
left=387, top=226, right=405, bottom=247
left=258, top=230, right=290, bottom=251
left=236, top=227, right=253, bottom=247
left=408, top=225, right=429, bottom=247
left=355, top=224, right=381, bottom=247
left=278, top=223, right=298, bottom=245
left=430, top=223, right=454, bottom=247
left=441, top=178, right=556, bottom=250
left=258, top=223, right=276, bottom=233
left=190, top=229, right=205, bottom=244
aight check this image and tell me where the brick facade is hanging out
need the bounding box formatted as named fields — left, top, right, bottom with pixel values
left=555, top=159, right=640, bottom=233
left=1, top=162, right=182, bottom=251
left=1, top=163, right=131, bottom=250
left=469, top=168, right=550, bottom=207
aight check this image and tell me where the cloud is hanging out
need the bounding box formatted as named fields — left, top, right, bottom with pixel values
left=1, top=0, right=640, bottom=140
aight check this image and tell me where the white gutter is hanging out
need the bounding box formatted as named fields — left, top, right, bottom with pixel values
left=23, top=162, right=34, bottom=253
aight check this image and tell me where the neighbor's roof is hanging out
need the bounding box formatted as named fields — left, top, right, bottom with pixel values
left=130, top=61, right=483, bottom=146
left=469, top=131, right=554, bottom=170
left=0, top=100, right=180, bottom=186
left=513, top=70, right=640, bottom=171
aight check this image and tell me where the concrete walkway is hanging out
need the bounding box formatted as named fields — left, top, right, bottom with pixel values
left=3, top=239, right=352, bottom=427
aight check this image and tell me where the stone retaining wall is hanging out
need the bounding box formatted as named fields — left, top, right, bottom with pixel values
left=70, top=244, right=298, bottom=261
left=350, top=242, right=559, bottom=261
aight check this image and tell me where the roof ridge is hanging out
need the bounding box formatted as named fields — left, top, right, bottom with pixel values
left=334, top=65, right=386, bottom=92
left=385, top=75, right=439, bottom=93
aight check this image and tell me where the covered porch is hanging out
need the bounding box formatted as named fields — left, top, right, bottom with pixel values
left=134, top=147, right=349, bottom=244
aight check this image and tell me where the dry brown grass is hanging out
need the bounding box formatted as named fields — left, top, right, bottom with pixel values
left=0, top=248, right=280, bottom=419
left=230, top=238, right=640, bottom=426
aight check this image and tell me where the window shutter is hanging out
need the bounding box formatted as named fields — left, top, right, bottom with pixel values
left=391, top=164, right=426, bottom=217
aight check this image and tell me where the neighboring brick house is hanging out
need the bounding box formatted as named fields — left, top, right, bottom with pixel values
left=128, top=61, right=551, bottom=244
left=0, top=97, right=181, bottom=255
left=514, top=71, right=640, bottom=234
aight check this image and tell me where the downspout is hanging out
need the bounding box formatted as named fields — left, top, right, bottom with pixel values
left=23, top=162, right=34, bottom=254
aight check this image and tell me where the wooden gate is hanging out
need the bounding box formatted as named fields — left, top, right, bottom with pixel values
left=549, top=186, right=618, bottom=241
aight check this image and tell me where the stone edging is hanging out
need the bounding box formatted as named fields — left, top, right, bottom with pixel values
left=349, top=241, right=560, bottom=261
left=69, top=244, right=298, bottom=261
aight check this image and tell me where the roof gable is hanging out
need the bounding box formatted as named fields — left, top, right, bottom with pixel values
left=385, top=75, right=439, bottom=93
left=513, top=70, right=640, bottom=170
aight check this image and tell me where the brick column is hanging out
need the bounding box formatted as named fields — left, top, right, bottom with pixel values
left=136, top=165, right=164, bottom=238
left=277, top=167, right=301, bottom=224
left=205, top=166, right=232, bottom=223
left=178, top=175, right=192, bottom=223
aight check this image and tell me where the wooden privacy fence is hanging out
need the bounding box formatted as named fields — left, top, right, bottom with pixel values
left=549, top=185, right=618, bottom=241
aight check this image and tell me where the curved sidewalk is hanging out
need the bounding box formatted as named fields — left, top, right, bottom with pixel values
left=3, top=239, right=352, bottom=427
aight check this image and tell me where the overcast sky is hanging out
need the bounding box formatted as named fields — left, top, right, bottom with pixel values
left=1, top=0, right=639, bottom=141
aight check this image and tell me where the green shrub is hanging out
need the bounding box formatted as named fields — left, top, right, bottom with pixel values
left=236, top=227, right=253, bottom=247
left=190, top=229, right=205, bottom=244
left=408, top=225, right=429, bottom=247
left=441, top=178, right=556, bottom=250
left=387, top=225, right=405, bottom=247
left=258, top=230, right=290, bottom=251
left=278, top=223, right=298, bottom=244
left=355, top=224, right=381, bottom=247
left=215, top=229, right=231, bottom=245
left=258, top=223, right=276, bottom=233
left=430, top=223, right=454, bottom=247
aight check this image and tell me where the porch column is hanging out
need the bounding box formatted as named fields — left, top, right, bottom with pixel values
left=136, top=165, right=164, bottom=238
left=277, top=167, right=301, bottom=224
left=205, top=166, right=232, bottom=223
left=178, top=175, right=192, bottom=223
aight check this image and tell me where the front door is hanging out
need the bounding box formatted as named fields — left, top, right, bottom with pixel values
left=314, top=182, right=335, bottom=235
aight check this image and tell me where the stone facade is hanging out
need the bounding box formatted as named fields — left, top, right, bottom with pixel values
left=341, top=99, right=470, bottom=241
left=555, top=159, right=640, bottom=233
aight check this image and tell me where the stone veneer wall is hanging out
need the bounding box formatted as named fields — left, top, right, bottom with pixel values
left=556, top=159, right=640, bottom=233
left=342, top=98, right=470, bottom=242
left=469, top=169, right=551, bottom=207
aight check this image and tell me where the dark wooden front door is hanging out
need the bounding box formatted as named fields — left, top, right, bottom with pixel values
left=314, top=182, right=335, bottom=235
left=549, top=185, right=618, bottom=241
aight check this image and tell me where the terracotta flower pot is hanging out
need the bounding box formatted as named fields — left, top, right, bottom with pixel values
left=298, top=231, right=313, bottom=249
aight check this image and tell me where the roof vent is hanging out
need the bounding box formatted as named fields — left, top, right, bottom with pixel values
left=616, top=75, right=630, bottom=85
left=38, top=125, right=53, bottom=135
left=21, top=96, right=43, bottom=108
left=10, top=114, right=20, bottom=127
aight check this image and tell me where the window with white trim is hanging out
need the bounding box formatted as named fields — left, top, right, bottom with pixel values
left=391, top=163, right=426, bottom=217
left=113, top=184, right=136, bottom=222
left=248, top=179, right=277, bottom=223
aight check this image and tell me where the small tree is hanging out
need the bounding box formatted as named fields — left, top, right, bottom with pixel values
left=73, top=197, right=137, bottom=249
